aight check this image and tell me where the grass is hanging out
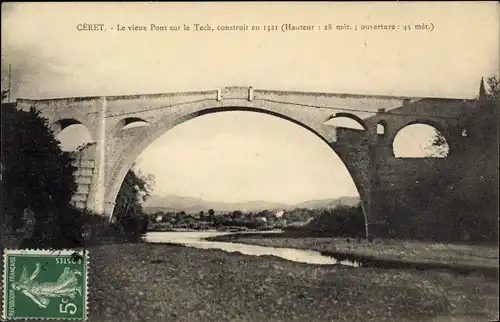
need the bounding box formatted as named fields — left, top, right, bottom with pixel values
left=84, top=243, right=498, bottom=321
left=2, top=226, right=498, bottom=321
left=2, top=234, right=498, bottom=321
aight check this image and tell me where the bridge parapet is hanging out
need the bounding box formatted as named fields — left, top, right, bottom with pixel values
left=217, top=87, right=253, bottom=101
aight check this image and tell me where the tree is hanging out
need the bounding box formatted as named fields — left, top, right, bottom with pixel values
left=430, top=76, right=500, bottom=154
left=1, top=102, right=78, bottom=248
left=425, top=132, right=449, bottom=157
left=394, top=78, right=499, bottom=241
left=208, top=209, right=215, bottom=222
left=486, top=76, right=500, bottom=101
left=112, top=164, right=155, bottom=235
left=231, top=210, right=243, bottom=220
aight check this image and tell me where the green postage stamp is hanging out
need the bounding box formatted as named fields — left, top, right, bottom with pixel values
left=2, top=249, right=89, bottom=320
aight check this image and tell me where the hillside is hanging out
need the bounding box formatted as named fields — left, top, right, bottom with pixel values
left=143, top=194, right=360, bottom=214
left=295, top=196, right=360, bottom=209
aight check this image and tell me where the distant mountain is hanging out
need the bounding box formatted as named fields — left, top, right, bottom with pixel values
left=143, top=194, right=360, bottom=214
left=144, top=195, right=291, bottom=213
left=295, top=196, right=360, bottom=209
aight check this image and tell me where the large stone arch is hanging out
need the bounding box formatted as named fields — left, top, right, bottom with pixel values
left=104, top=105, right=372, bottom=234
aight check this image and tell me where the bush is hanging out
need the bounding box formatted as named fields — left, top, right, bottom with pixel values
left=301, top=203, right=366, bottom=237
left=386, top=174, right=499, bottom=243
left=14, top=206, right=110, bottom=249
left=116, top=212, right=148, bottom=235
left=149, top=222, right=173, bottom=231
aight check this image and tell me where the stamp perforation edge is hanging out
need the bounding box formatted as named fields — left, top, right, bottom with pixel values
left=1, top=249, right=90, bottom=321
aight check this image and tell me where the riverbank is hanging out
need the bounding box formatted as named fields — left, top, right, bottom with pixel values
left=207, top=233, right=499, bottom=271
left=87, top=242, right=497, bottom=321
left=3, top=240, right=496, bottom=321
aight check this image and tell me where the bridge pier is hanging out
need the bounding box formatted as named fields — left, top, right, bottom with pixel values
left=362, top=137, right=392, bottom=239
left=84, top=97, right=107, bottom=215
left=363, top=192, right=390, bottom=239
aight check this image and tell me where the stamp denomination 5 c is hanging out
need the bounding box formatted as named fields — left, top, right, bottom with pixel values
left=2, top=249, right=89, bottom=320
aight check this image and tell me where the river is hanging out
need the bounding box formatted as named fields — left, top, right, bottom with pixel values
left=142, top=231, right=360, bottom=267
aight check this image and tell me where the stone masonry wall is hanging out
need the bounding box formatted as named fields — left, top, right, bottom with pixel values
left=70, top=143, right=97, bottom=210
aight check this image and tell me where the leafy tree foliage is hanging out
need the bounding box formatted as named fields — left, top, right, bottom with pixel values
left=486, top=76, right=500, bottom=101
left=208, top=208, right=215, bottom=222
left=392, top=76, right=499, bottom=242
left=112, top=165, right=155, bottom=235
left=430, top=76, right=499, bottom=153
left=1, top=101, right=79, bottom=248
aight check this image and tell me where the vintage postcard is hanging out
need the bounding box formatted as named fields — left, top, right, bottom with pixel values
left=1, top=2, right=498, bottom=322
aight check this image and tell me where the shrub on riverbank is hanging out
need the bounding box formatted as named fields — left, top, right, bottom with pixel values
left=72, top=208, right=148, bottom=246
left=149, top=222, right=174, bottom=231
left=3, top=205, right=149, bottom=249
left=285, top=203, right=366, bottom=238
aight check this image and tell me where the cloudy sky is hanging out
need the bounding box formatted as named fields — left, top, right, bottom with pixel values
left=2, top=2, right=498, bottom=204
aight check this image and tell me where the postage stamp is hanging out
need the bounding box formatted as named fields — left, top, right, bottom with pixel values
left=2, top=249, right=89, bottom=320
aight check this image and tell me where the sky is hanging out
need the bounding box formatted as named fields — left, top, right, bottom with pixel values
left=2, top=2, right=498, bottom=204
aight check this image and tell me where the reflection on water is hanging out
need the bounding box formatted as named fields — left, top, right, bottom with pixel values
left=143, top=231, right=360, bottom=267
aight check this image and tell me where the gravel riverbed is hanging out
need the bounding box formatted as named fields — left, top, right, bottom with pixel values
left=84, top=242, right=498, bottom=322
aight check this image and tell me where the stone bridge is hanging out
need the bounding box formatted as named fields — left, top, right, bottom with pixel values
left=15, top=86, right=474, bottom=238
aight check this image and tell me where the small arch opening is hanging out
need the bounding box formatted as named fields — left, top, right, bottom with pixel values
left=393, top=123, right=449, bottom=158
left=54, top=119, right=93, bottom=152
left=376, top=121, right=386, bottom=136
left=324, top=114, right=366, bottom=131
left=121, top=117, right=150, bottom=130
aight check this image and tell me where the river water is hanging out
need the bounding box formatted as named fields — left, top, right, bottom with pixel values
left=142, top=231, right=360, bottom=267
